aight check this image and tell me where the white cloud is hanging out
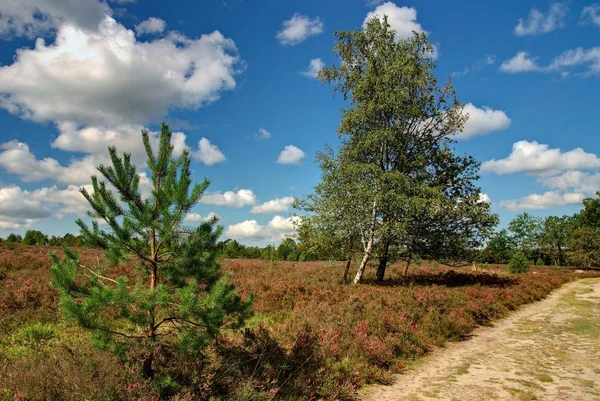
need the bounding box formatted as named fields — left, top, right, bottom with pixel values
left=53, top=123, right=187, bottom=164
left=0, top=16, right=241, bottom=126
left=479, top=193, right=492, bottom=204
left=301, top=58, right=325, bottom=79
left=0, top=140, right=102, bottom=185
left=514, top=2, right=569, bottom=36
left=251, top=196, right=295, bottom=214
left=500, top=47, right=600, bottom=76
left=276, top=13, right=323, bottom=46
left=135, top=17, right=166, bottom=35
left=184, top=211, right=220, bottom=223
left=253, top=128, right=271, bottom=140
left=582, top=3, right=600, bottom=26
left=0, top=183, right=94, bottom=229
left=28, top=184, right=91, bottom=218
left=200, top=189, right=256, bottom=208
left=500, top=191, right=584, bottom=211
left=0, top=0, right=109, bottom=38
left=364, top=2, right=425, bottom=42
left=547, top=46, right=600, bottom=76
left=226, top=215, right=298, bottom=242
left=452, top=55, right=495, bottom=77
left=481, top=140, right=600, bottom=176
left=192, top=137, right=226, bottom=166
left=457, top=103, right=511, bottom=139
left=499, top=52, right=542, bottom=73
left=539, top=170, right=600, bottom=194
left=277, top=145, right=305, bottom=165
left=0, top=185, right=50, bottom=220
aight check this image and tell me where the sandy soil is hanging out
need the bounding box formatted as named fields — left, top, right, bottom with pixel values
left=361, top=278, right=600, bottom=401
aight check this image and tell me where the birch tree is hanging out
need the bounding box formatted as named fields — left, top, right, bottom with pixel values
left=311, top=17, right=496, bottom=282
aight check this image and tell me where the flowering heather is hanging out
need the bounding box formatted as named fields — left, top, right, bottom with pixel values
left=1, top=245, right=598, bottom=400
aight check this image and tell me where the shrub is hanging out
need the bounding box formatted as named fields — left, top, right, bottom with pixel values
left=536, top=258, right=545, bottom=266
left=509, top=252, right=530, bottom=274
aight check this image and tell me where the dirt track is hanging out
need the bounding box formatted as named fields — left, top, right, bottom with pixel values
left=361, top=278, right=600, bottom=401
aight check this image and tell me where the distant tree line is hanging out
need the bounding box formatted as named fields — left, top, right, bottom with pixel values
left=479, top=191, right=600, bottom=268
left=0, top=230, right=88, bottom=247
left=0, top=229, right=315, bottom=262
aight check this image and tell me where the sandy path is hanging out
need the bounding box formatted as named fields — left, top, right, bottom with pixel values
left=361, top=278, right=600, bottom=401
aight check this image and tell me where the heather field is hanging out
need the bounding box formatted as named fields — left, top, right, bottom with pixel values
left=1, top=244, right=599, bottom=400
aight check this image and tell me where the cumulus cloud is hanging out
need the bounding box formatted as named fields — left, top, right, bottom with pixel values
left=514, top=2, right=569, bottom=36
left=301, top=58, right=325, bottom=79
left=364, top=2, right=425, bottom=42
left=499, top=52, right=542, bottom=73
left=184, top=211, right=220, bottom=223
left=479, top=193, right=492, bottom=204
left=135, top=17, right=166, bottom=35
left=0, top=140, right=102, bottom=185
left=277, top=145, right=305, bottom=165
left=456, top=103, right=511, bottom=139
left=53, top=123, right=187, bottom=163
left=481, top=141, right=600, bottom=176
left=500, top=47, right=600, bottom=76
left=226, top=215, right=298, bottom=242
left=547, top=46, right=600, bottom=76
left=0, top=0, right=109, bottom=38
left=192, top=137, right=226, bottom=166
left=539, top=170, right=600, bottom=195
left=0, top=183, right=94, bottom=229
left=500, top=191, right=584, bottom=211
left=200, top=189, right=256, bottom=208
left=276, top=13, right=323, bottom=46
left=0, top=185, right=50, bottom=220
left=582, top=3, right=600, bottom=26
left=252, top=128, right=271, bottom=140
left=28, top=185, right=91, bottom=218
left=251, top=196, right=295, bottom=214
left=0, top=16, right=241, bottom=126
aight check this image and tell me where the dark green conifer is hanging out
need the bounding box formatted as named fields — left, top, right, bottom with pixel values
left=50, top=123, right=251, bottom=378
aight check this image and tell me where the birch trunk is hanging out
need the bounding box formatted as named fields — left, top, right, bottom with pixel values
left=353, top=200, right=377, bottom=284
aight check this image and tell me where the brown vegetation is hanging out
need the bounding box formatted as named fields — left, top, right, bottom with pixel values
left=1, top=244, right=598, bottom=400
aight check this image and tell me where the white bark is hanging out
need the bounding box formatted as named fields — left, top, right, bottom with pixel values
left=352, top=199, right=377, bottom=284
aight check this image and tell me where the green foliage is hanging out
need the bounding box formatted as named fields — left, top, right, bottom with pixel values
left=540, top=215, right=573, bottom=266
left=299, top=17, right=498, bottom=282
left=536, top=258, right=544, bottom=266
left=13, top=323, right=58, bottom=344
left=277, top=238, right=298, bottom=261
left=22, top=230, right=48, bottom=246
left=508, top=213, right=542, bottom=258
left=509, top=252, right=530, bottom=274
left=567, top=227, right=600, bottom=268
left=481, top=229, right=517, bottom=264
left=49, top=123, right=251, bottom=378
left=5, top=233, right=22, bottom=244
left=576, top=191, right=600, bottom=228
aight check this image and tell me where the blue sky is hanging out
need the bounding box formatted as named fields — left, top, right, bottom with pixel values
left=0, top=0, right=599, bottom=244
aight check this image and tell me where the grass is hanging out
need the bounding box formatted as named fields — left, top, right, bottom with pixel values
left=505, top=387, right=538, bottom=401
left=1, top=244, right=599, bottom=400
left=536, top=374, right=553, bottom=383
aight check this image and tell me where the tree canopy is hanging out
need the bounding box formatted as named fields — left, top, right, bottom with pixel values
left=298, top=17, right=498, bottom=283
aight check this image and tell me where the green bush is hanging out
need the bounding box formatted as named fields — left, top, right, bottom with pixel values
left=509, top=252, right=530, bottom=274
left=536, top=258, right=545, bottom=266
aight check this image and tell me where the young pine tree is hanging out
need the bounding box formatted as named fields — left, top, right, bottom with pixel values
left=50, top=123, right=251, bottom=378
